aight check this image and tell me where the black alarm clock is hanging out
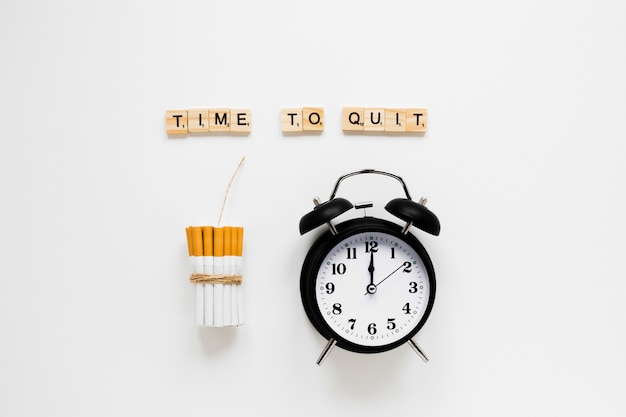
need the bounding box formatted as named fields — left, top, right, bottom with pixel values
left=299, top=169, right=440, bottom=365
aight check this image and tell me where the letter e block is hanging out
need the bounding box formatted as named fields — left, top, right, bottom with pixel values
left=281, top=108, right=303, bottom=132
left=166, top=110, right=188, bottom=135
left=364, top=108, right=385, bottom=131
left=230, top=109, right=252, bottom=133
left=342, top=107, right=364, bottom=131
left=209, top=109, right=231, bottom=132
left=406, top=108, right=428, bottom=132
left=188, top=109, right=209, bottom=133
left=302, top=107, right=324, bottom=131
left=384, top=108, right=406, bottom=132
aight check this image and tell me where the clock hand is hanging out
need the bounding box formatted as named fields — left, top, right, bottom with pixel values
left=365, top=263, right=405, bottom=294
left=366, top=250, right=377, bottom=294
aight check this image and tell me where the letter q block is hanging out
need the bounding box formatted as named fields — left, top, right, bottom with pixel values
left=342, top=107, right=364, bottom=131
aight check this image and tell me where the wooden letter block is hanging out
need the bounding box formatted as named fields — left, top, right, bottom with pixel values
left=405, top=108, right=428, bottom=132
left=209, top=109, right=231, bottom=132
left=281, top=108, right=303, bottom=132
left=230, top=109, right=252, bottom=133
left=166, top=110, right=188, bottom=135
left=342, top=107, right=364, bottom=131
left=188, top=109, right=209, bottom=133
left=364, top=108, right=385, bottom=131
left=384, top=108, right=406, bottom=132
left=302, top=108, right=324, bottom=131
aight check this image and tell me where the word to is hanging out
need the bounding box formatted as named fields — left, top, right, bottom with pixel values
left=281, top=107, right=324, bottom=133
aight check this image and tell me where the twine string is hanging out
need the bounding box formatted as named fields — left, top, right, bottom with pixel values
left=217, top=156, right=246, bottom=227
left=190, top=274, right=243, bottom=285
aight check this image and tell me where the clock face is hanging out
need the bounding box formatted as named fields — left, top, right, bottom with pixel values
left=300, top=218, right=436, bottom=354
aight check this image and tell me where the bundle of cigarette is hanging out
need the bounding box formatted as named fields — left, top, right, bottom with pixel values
left=185, top=226, right=244, bottom=327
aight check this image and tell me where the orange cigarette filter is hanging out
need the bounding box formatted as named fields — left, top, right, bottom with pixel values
left=202, top=226, right=214, bottom=256
left=191, top=226, right=204, bottom=257
left=224, top=227, right=233, bottom=257
left=213, top=227, right=224, bottom=257
left=230, top=227, right=238, bottom=257
left=237, top=227, right=243, bottom=256
left=185, top=227, right=193, bottom=256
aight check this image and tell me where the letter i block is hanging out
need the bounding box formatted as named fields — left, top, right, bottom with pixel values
left=385, top=108, right=406, bottom=132
left=342, top=107, right=364, bottom=131
left=302, top=107, right=324, bottom=131
left=406, top=108, right=428, bottom=132
left=230, top=109, right=252, bottom=133
left=363, top=108, right=385, bottom=131
left=188, top=109, right=210, bottom=133
left=281, top=108, right=303, bottom=132
left=166, top=110, right=188, bottom=135
left=209, top=109, right=231, bottom=132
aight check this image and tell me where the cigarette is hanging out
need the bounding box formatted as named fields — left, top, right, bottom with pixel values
left=189, top=226, right=205, bottom=326
left=236, top=227, right=244, bottom=325
left=212, top=227, right=225, bottom=327
left=230, top=227, right=240, bottom=325
left=202, top=226, right=214, bottom=327
left=223, top=227, right=233, bottom=326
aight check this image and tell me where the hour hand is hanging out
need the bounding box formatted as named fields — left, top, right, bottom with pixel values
left=366, top=251, right=377, bottom=294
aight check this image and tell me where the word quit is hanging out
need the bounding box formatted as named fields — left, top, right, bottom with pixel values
left=341, top=108, right=427, bottom=132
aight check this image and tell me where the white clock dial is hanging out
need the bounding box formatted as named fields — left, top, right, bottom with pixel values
left=314, top=231, right=431, bottom=347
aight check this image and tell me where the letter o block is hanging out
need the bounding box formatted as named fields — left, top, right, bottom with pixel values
left=302, top=107, right=324, bottom=131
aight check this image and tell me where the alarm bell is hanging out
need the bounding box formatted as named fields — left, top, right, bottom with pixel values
left=299, top=197, right=353, bottom=235
left=385, top=198, right=440, bottom=236
left=299, top=169, right=440, bottom=237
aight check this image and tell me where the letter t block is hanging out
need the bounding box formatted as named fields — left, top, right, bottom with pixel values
left=281, top=108, right=303, bottom=132
left=406, top=108, right=428, bottom=132
left=166, top=110, right=188, bottom=135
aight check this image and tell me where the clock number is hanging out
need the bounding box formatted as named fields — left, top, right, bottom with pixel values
left=387, top=318, right=396, bottom=330
left=390, top=247, right=395, bottom=259
left=348, top=318, right=356, bottom=330
left=346, top=247, right=357, bottom=259
left=365, top=241, right=378, bottom=253
left=367, top=323, right=377, bottom=335
left=408, top=282, right=418, bottom=293
left=402, top=303, right=411, bottom=314
left=325, top=282, right=335, bottom=294
left=332, top=263, right=346, bottom=275
left=332, top=303, right=342, bottom=315
left=403, top=261, right=412, bottom=273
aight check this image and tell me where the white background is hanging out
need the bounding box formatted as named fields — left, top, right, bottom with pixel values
left=1, top=1, right=625, bottom=416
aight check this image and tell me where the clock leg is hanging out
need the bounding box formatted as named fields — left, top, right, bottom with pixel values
left=316, top=338, right=337, bottom=366
left=408, top=338, right=429, bottom=363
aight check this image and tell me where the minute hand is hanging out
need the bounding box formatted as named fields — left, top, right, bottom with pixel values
left=374, top=264, right=406, bottom=288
